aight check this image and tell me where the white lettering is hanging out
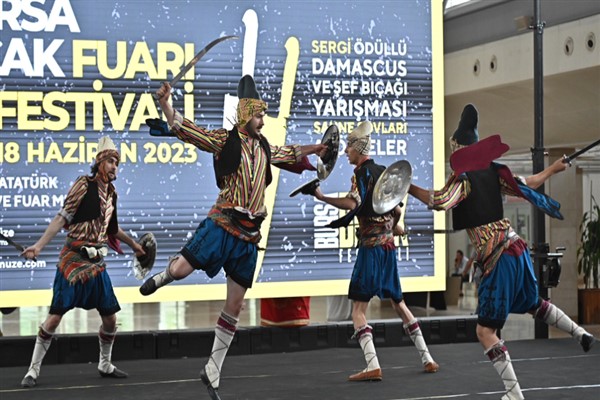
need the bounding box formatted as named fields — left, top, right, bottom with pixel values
left=0, top=0, right=80, bottom=32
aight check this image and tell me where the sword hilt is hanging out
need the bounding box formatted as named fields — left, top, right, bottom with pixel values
left=563, top=138, right=600, bottom=164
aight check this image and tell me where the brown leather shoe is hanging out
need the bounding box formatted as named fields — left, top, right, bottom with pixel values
left=424, top=361, right=439, bottom=373
left=348, top=368, right=382, bottom=381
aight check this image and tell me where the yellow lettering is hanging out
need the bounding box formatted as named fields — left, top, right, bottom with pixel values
left=311, top=40, right=351, bottom=54
left=183, top=43, right=196, bottom=81
left=157, top=42, right=185, bottom=81
left=125, top=41, right=157, bottom=79
left=103, top=91, right=137, bottom=131
left=130, top=93, right=160, bottom=131
left=0, top=91, right=18, bottom=129
left=72, top=40, right=99, bottom=78
left=121, top=143, right=137, bottom=163
left=43, top=91, right=70, bottom=130
left=27, top=142, right=44, bottom=162
left=45, top=142, right=64, bottom=162
left=184, top=82, right=194, bottom=120
left=98, top=40, right=128, bottom=79
left=17, top=92, right=44, bottom=130
left=72, top=93, right=90, bottom=131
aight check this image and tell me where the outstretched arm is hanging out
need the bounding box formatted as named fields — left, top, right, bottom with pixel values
left=525, top=156, right=569, bottom=189
left=21, top=214, right=66, bottom=260
left=409, top=183, right=430, bottom=205
left=299, top=143, right=328, bottom=158
left=314, top=187, right=357, bottom=210
left=409, top=174, right=467, bottom=211
left=115, top=228, right=145, bottom=257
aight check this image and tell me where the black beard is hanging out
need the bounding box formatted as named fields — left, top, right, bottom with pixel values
left=98, top=171, right=116, bottom=183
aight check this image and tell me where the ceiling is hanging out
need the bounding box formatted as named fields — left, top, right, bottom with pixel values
left=444, top=66, right=600, bottom=156
left=443, top=0, right=600, bottom=160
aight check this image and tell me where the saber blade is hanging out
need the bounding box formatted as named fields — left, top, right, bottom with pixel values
left=169, top=35, right=239, bottom=87
left=0, top=232, right=25, bottom=252
left=0, top=232, right=36, bottom=261
left=564, top=138, right=600, bottom=163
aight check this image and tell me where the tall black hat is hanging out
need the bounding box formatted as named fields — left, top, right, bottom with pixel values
left=237, top=75, right=261, bottom=100
left=452, top=104, right=479, bottom=145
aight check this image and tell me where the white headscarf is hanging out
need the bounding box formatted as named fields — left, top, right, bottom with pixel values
left=347, top=121, right=373, bottom=155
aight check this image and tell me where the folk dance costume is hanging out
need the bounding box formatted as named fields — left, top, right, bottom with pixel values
left=420, top=104, right=596, bottom=399
left=325, top=122, right=438, bottom=381
left=21, top=137, right=133, bottom=388
left=140, top=75, right=320, bottom=400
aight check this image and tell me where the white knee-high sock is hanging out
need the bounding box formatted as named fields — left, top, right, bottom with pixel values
left=485, top=340, right=523, bottom=400
left=354, top=325, right=380, bottom=371
left=205, top=311, right=238, bottom=389
left=98, top=326, right=117, bottom=373
left=535, top=300, right=587, bottom=342
left=404, top=319, right=434, bottom=365
left=25, top=324, right=54, bottom=379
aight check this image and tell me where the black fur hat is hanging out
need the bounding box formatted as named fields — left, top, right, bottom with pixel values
left=452, top=104, right=479, bottom=145
left=237, top=75, right=261, bottom=100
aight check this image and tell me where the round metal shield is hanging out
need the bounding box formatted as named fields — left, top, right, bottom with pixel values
left=372, top=160, right=412, bottom=214
left=317, top=124, right=340, bottom=180
left=289, top=178, right=320, bottom=197
left=133, top=232, right=157, bottom=280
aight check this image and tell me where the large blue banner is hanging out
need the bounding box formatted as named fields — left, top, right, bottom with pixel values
left=0, top=0, right=445, bottom=305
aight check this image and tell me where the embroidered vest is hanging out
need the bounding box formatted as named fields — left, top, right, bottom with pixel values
left=70, top=178, right=119, bottom=234
left=452, top=165, right=503, bottom=230
left=213, top=127, right=272, bottom=189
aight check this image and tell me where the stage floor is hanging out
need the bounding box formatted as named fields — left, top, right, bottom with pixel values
left=1, top=338, right=597, bottom=400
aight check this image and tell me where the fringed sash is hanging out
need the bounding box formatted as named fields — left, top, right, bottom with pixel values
left=58, top=238, right=107, bottom=285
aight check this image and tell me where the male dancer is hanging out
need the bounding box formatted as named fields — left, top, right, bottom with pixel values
left=409, top=104, right=596, bottom=399
left=140, top=75, right=326, bottom=400
left=307, top=121, right=439, bottom=381
left=20, top=136, right=145, bottom=387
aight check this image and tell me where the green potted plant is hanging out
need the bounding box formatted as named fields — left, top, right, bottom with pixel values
left=576, top=195, right=600, bottom=324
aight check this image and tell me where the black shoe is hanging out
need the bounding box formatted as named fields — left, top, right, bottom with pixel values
left=581, top=333, right=596, bottom=353
left=99, top=367, right=128, bottom=378
left=139, top=278, right=158, bottom=296
left=200, top=368, right=221, bottom=400
left=21, top=375, right=36, bottom=388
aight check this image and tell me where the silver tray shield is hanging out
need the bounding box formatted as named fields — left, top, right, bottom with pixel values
left=372, top=160, right=412, bottom=214
left=317, top=124, right=340, bottom=181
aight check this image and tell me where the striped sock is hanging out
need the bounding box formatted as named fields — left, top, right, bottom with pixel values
left=355, top=325, right=380, bottom=371
left=205, top=311, right=238, bottom=389
left=485, top=340, right=523, bottom=400
left=25, top=324, right=54, bottom=379
left=404, top=319, right=434, bottom=365
left=535, top=300, right=587, bottom=342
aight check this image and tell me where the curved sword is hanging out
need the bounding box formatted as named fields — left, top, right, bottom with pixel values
left=169, top=35, right=239, bottom=87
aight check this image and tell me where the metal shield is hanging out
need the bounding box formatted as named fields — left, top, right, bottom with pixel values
left=372, top=160, right=412, bottom=214
left=317, top=124, right=340, bottom=180
left=289, top=178, right=320, bottom=197
left=133, top=232, right=157, bottom=280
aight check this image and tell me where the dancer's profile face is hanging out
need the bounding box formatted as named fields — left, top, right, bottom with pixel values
left=245, top=111, right=265, bottom=138
left=344, top=144, right=361, bottom=166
